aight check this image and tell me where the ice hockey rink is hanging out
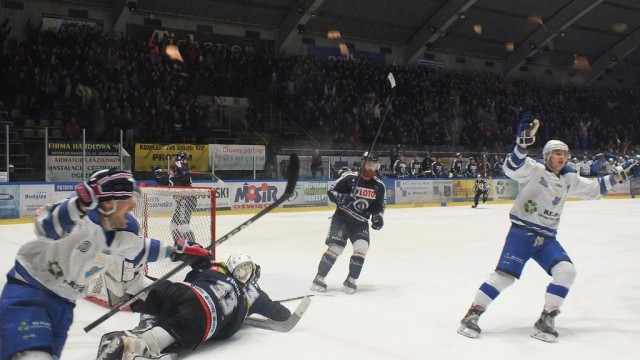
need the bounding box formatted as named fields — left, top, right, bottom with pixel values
left=1, top=198, right=639, bottom=360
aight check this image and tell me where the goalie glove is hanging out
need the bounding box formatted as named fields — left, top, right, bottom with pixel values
left=515, top=111, right=540, bottom=147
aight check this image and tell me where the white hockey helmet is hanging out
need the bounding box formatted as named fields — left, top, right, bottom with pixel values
left=226, top=253, right=256, bottom=284
left=543, top=140, right=569, bottom=161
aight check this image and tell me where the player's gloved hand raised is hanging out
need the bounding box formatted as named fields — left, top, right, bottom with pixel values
left=516, top=111, right=539, bottom=147
left=614, top=159, right=638, bottom=182
left=371, top=214, right=384, bottom=230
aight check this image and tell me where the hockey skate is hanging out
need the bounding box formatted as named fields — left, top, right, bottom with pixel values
left=310, top=275, right=327, bottom=292
left=531, top=310, right=560, bottom=342
left=457, top=305, right=485, bottom=338
left=342, top=277, right=357, bottom=295
left=471, top=204, right=477, bottom=208
left=96, top=332, right=159, bottom=360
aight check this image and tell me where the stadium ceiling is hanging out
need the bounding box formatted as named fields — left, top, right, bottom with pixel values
left=84, top=0, right=640, bottom=84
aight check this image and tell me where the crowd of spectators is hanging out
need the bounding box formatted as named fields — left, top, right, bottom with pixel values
left=1, top=19, right=640, bottom=161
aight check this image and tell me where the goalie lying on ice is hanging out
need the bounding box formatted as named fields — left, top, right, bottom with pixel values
left=97, top=252, right=291, bottom=360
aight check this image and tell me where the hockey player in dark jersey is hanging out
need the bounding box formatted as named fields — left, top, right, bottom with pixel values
left=310, top=152, right=386, bottom=294
left=97, top=252, right=290, bottom=360
left=153, top=151, right=197, bottom=244
left=471, top=174, right=490, bottom=208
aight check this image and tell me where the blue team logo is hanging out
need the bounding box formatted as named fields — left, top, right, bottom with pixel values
left=551, top=196, right=561, bottom=206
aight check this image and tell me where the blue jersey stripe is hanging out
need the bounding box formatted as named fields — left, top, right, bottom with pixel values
left=42, top=210, right=61, bottom=240
left=146, top=239, right=161, bottom=263
left=57, top=201, right=75, bottom=234
left=509, top=214, right=557, bottom=237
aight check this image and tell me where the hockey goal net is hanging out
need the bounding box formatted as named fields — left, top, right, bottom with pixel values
left=86, top=185, right=216, bottom=307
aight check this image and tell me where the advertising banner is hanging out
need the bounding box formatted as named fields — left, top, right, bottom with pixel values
left=451, top=179, right=478, bottom=202
left=135, top=143, right=209, bottom=171
left=0, top=184, right=19, bottom=219
left=283, top=181, right=329, bottom=207
left=227, top=180, right=289, bottom=210
left=20, top=184, right=53, bottom=218
left=395, top=179, right=452, bottom=204
left=210, top=145, right=266, bottom=171
left=53, top=183, right=77, bottom=203
left=46, top=142, right=131, bottom=181
left=493, top=178, right=519, bottom=200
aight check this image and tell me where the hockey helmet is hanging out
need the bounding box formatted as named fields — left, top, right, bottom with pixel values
left=176, top=151, right=188, bottom=161
left=542, top=140, right=569, bottom=161
left=226, top=253, right=256, bottom=284
left=362, top=151, right=379, bottom=162
left=77, top=168, right=138, bottom=208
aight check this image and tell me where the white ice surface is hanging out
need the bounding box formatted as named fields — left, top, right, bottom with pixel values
left=1, top=199, right=639, bottom=359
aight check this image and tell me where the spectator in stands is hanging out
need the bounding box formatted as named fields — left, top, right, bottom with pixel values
left=64, top=116, right=81, bottom=140
left=310, top=149, right=324, bottom=179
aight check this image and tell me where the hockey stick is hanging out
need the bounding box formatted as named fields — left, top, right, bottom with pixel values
left=244, top=296, right=311, bottom=332
left=352, top=72, right=396, bottom=191
left=84, top=154, right=300, bottom=333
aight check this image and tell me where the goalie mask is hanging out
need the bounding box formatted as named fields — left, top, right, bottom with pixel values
left=227, top=253, right=256, bottom=284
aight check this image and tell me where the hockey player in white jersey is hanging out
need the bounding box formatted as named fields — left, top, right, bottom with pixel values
left=457, top=111, right=639, bottom=342
left=0, top=168, right=208, bottom=360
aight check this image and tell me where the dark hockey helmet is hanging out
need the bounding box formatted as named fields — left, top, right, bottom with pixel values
left=79, top=168, right=138, bottom=206
left=362, top=151, right=379, bottom=162
left=176, top=151, right=188, bottom=161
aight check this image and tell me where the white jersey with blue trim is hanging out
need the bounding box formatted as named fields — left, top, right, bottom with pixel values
left=503, top=146, right=602, bottom=237
left=8, top=196, right=171, bottom=301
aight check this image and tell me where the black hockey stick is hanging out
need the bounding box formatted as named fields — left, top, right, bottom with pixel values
left=352, top=72, right=396, bottom=191
left=84, top=153, right=300, bottom=333
left=244, top=296, right=311, bottom=332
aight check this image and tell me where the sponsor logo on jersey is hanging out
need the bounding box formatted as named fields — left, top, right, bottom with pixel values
left=355, top=187, right=376, bottom=199
left=76, top=240, right=92, bottom=252
left=538, top=177, right=549, bottom=187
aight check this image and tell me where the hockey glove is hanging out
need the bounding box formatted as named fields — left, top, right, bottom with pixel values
left=172, top=237, right=212, bottom=263
left=371, top=214, right=384, bottom=230
left=613, top=159, right=638, bottom=182
left=328, top=190, right=355, bottom=207
left=516, top=111, right=540, bottom=147
left=75, top=181, right=99, bottom=210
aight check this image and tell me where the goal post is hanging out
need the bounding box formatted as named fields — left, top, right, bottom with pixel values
left=86, top=185, right=216, bottom=307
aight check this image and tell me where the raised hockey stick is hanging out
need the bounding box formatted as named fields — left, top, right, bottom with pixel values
left=84, top=154, right=300, bottom=333
left=352, top=72, right=396, bottom=190
left=244, top=296, right=311, bottom=332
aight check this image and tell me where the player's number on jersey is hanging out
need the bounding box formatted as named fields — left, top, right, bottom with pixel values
left=210, top=281, right=239, bottom=315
